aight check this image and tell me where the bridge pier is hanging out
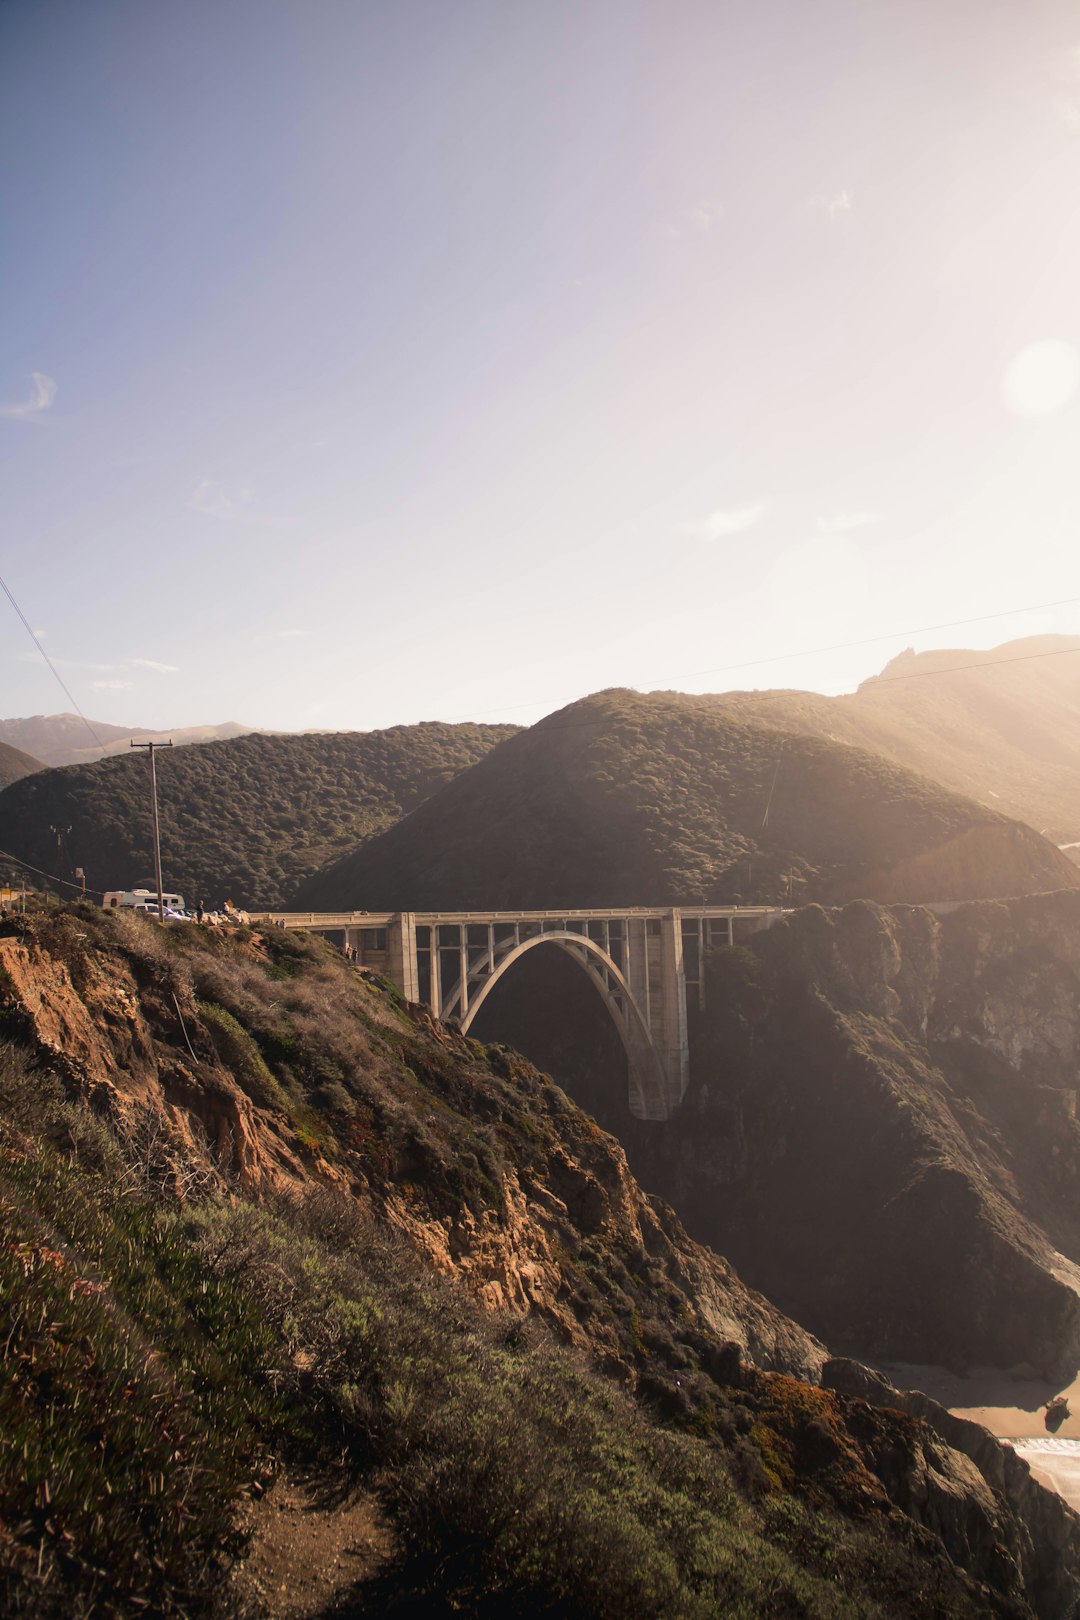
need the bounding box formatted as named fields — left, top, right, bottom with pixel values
left=659, top=910, right=690, bottom=1108
left=389, top=912, right=420, bottom=1002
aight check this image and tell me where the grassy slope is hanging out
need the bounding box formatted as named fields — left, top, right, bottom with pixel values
left=709, top=635, right=1080, bottom=845
left=294, top=688, right=1079, bottom=910
left=0, top=721, right=517, bottom=909
left=0, top=906, right=1045, bottom=1619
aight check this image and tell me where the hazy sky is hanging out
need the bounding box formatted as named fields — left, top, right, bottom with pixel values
left=3, top=0, right=1080, bottom=733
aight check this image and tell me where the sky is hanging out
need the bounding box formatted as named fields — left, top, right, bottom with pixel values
left=3, top=0, right=1080, bottom=734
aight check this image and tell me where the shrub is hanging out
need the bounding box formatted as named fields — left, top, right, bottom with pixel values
left=197, top=1000, right=290, bottom=1113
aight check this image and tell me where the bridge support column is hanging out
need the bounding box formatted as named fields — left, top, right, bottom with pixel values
left=625, top=917, right=651, bottom=1025
left=657, top=908, right=689, bottom=1112
left=388, top=913, right=420, bottom=1002
left=429, top=925, right=443, bottom=1015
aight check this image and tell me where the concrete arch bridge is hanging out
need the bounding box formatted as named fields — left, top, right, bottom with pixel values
left=249, top=907, right=788, bottom=1121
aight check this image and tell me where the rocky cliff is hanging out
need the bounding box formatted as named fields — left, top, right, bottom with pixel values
left=592, top=892, right=1080, bottom=1380
left=824, top=1359, right=1080, bottom=1620
left=0, top=904, right=820, bottom=1381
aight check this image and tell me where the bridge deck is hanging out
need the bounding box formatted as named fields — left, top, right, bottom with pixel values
left=250, top=905, right=789, bottom=927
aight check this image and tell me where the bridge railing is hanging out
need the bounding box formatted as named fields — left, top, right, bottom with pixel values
left=250, top=905, right=791, bottom=926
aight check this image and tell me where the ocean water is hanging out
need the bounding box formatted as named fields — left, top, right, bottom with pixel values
left=1007, top=1437, right=1080, bottom=1512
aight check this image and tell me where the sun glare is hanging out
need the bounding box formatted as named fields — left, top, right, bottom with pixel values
left=1002, top=339, right=1080, bottom=417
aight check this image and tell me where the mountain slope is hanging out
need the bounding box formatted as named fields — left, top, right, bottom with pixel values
left=0, top=902, right=1075, bottom=1618
left=711, top=635, right=1080, bottom=845
left=0, top=739, right=41, bottom=790
left=294, top=688, right=1080, bottom=910
left=0, top=713, right=252, bottom=767
left=0, top=721, right=517, bottom=908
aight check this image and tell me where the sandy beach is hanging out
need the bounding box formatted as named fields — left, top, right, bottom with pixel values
left=885, top=1363, right=1080, bottom=1510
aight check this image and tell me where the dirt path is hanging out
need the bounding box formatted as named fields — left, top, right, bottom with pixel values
left=233, top=1473, right=395, bottom=1618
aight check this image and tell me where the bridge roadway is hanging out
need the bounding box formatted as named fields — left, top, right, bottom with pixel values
left=250, top=906, right=789, bottom=1121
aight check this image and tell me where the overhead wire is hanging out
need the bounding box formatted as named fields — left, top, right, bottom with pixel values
left=838, top=641, right=1080, bottom=687
left=501, top=637, right=1080, bottom=741
left=4, top=582, right=1080, bottom=898
left=0, top=844, right=106, bottom=899
left=0, top=570, right=107, bottom=753
left=447, top=592, right=1080, bottom=724
left=761, top=741, right=783, bottom=830
left=645, top=594, right=1080, bottom=690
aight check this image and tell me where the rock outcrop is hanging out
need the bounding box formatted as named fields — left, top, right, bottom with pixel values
left=824, top=1358, right=1080, bottom=1620
left=554, top=892, right=1080, bottom=1378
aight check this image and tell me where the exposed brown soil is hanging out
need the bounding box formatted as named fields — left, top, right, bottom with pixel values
left=233, top=1473, right=394, bottom=1618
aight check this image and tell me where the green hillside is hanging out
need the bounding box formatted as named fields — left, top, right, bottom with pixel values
left=0, top=722, right=516, bottom=908
left=711, top=635, right=1080, bottom=846
left=294, top=688, right=1079, bottom=910
left=0, top=740, right=41, bottom=792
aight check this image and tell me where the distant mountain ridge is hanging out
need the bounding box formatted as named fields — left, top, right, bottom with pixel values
left=0, top=714, right=252, bottom=768
left=708, top=634, right=1080, bottom=845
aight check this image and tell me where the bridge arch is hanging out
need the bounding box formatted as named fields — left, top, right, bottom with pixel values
left=456, top=930, right=668, bottom=1120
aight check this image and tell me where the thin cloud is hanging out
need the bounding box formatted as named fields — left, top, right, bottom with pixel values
left=688, top=201, right=722, bottom=231
left=816, top=511, right=880, bottom=533
left=807, top=190, right=853, bottom=220
left=130, top=657, right=179, bottom=673
left=690, top=503, right=765, bottom=540
left=0, top=372, right=57, bottom=421
left=190, top=479, right=253, bottom=520
left=278, top=628, right=307, bottom=639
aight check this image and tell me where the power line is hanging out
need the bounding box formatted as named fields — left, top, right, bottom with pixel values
left=0, top=844, right=107, bottom=899
left=512, top=638, right=1080, bottom=741
left=855, top=642, right=1080, bottom=688
left=447, top=592, right=1080, bottom=724
left=657, top=595, right=1080, bottom=690
left=761, top=742, right=783, bottom=830
left=5, top=627, right=1079, bottom=905
left=0, top=571, right=107, bottom=753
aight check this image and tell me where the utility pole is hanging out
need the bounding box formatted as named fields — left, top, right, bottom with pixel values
left=49, top=825, right=71, bottom=902
left=130, top=740, right=173, bottom=922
